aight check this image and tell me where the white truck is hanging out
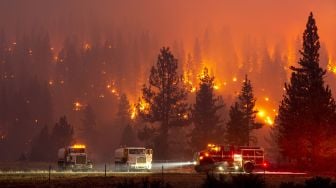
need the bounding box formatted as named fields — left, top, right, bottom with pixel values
left=57, top=144, right=93, bottom=171
left=114, top=147, right=153, bottom=171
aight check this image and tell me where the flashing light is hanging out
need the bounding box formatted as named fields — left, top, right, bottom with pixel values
left=72, top=144, right=86, bottom=149
left=199, top=156, right=204, bottom=160
left=204, top=153, right=209, bottom=157
left=263, top=162, right=268, bottom=168
left=207, top=143, right=215, bottom=148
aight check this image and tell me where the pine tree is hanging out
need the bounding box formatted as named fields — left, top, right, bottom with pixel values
left=30, top=125, right=50, bottom=161
left=139, top=47, right=189, bottom=159
left=226, top=102, right=247, bottom=146
left=50, top=116, right=74, bottom=159
left=226, top=75, right=261, bottom=146
left=116, top=94, right=131, bottom=127
left=120, top=124, right=137, bottom=146
left=81, top=105, right=97, bottom=148
left=191, top=67, right=225, bottom=151
left=277, top=12, right=336, bottom=168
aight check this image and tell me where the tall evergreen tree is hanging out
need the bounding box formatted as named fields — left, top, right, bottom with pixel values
left=190, top=67, right=225, bottom=151
left=226, top=102, right=247, bottom=146
left=120, top=124, right=137, bottom=146
left=226, top=75, right=261, bottom=146
left=277, top=13, right=336, bottom=168
left=81, top=105, right=97, bottom=148
left=50, top=116, right=74, bottom=159
left=139, top=47, right=189, bottom=159
left=30, top=125, right=50, bottom=161
left=116, top=94, right=131, bottom=127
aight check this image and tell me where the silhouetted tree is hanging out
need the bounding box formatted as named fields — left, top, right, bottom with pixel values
left=116, top=94, right=131, bottom=127
left=191, top=67, right=225, bottom=151
left=50, top=116, right=74, bottom=159
left=226, top=102, right=246, bottom=145
left=277, top=13, right=336, bottom=169
left=30, top=125, right=50, bottom=161
left=226, top=75, right=261, bottom=146
left=81, top=105, right=97, bottom=148
left=139, top=47, right=189, bottom=159
left=120, top=124, right=137, bottom=146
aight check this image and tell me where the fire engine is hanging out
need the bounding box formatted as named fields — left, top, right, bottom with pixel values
left=57, top=144, right=93, bottom=171
left=194, top=144, right=266, bottom=173
left=114, top=147, right=153, bottom=171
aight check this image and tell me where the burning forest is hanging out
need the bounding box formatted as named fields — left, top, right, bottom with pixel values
left=0, top=0, right=336, bottom=176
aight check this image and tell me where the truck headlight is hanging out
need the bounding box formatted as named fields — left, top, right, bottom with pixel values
left=233, top=154, right=242, bottom=162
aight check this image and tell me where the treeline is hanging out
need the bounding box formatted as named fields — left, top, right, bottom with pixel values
left=122, top=13, right=336, bottom=172
left=0, top=24, right=288, bottom=162
left=0, top=12, right=335, bottom=172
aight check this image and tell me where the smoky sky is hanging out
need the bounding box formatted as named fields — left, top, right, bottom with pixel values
left=0, top=0, right=335, bottom=47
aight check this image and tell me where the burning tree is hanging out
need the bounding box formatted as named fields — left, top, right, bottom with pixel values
left=277, top=13, right=336, bottom=169
left=191, top=67, right=225, bottom=151
left=226, top=75, right=261, bottom=146
left=139, top=47, right=189, bottom=159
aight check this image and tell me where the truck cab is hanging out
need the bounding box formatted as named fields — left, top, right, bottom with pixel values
left=114, top=147, right=153, bottom=171
left=57, top=144, right=93, bottom=171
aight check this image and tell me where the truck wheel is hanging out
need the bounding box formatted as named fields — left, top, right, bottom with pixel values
left=243, top=162, right=254, bottom=173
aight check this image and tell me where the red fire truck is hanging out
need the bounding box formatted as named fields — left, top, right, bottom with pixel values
left=193, top=144, right=267, bottom=173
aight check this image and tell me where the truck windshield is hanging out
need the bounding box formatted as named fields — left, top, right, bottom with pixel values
left=69, top=148, right=85, bottom=153
left=128, top=149, right=145, bottom=154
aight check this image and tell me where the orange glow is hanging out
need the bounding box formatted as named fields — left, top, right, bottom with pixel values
left=190, top=87, right=196, bottom=93
left=84, top=43, right=91, bottom=50
left=232, top=77, right=237, bottom=82
left=130, top=106, right=137, bottom=120
left=265, top=116, right=274, bottom=125
left=257, top=110, right=265, bottom=118
left=327, top=57, right=336, bottom=74
left=73, top=101, right=84, bottom=111
left=213, top=84, right=220, bottom=90
left=139, top=98, right=149, bottom=113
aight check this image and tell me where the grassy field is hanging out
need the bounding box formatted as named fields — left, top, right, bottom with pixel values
left=0, top=172, right=326, bottom=188
left=0, top=162, right=335, bottom=187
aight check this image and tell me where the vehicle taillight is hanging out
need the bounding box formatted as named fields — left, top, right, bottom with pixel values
left=263, top=162, right=268, bottom=168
